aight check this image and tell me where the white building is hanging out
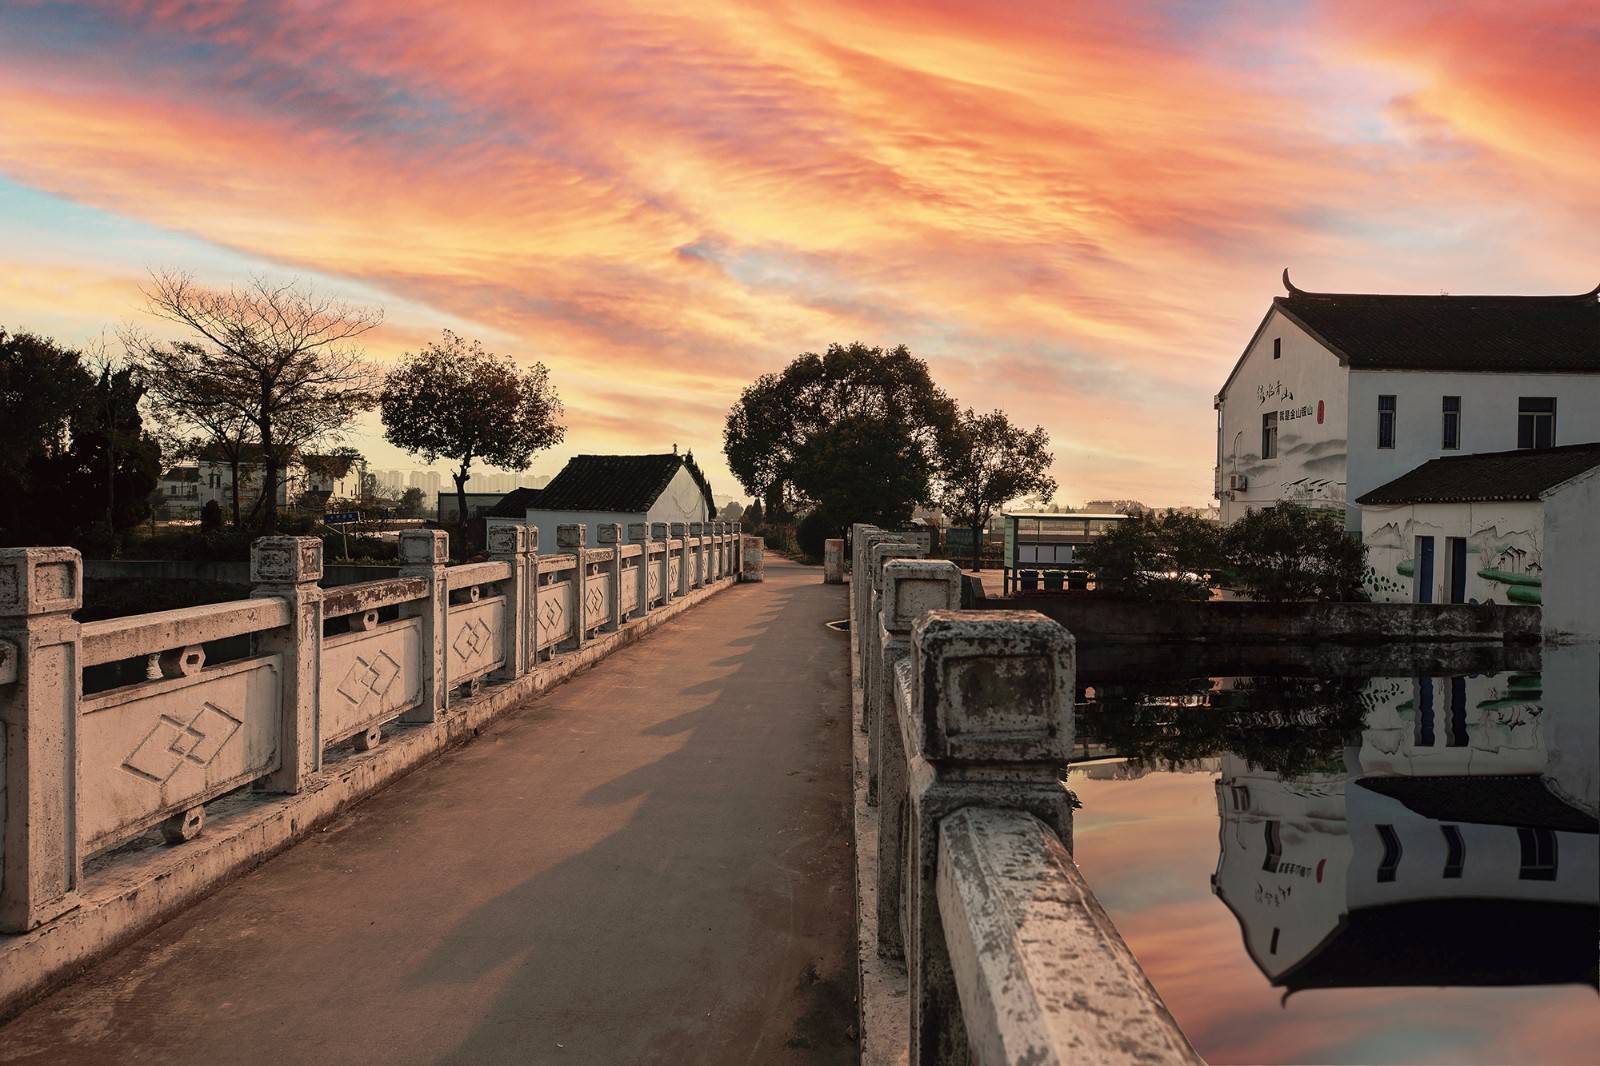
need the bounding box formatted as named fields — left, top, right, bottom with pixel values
left=1356, top=443, right=1600, bottom=641
left=1215, top=272, right=1600, bottom=530
left=1212, top=663, right=1598, bottom=994
left=523, top=452, right=714, bottom=552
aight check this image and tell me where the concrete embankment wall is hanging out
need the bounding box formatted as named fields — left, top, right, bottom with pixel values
left=979, top=596, right=1541, bottom=644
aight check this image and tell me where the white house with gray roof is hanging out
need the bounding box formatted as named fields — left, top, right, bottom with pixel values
left=1216, top=272, right=1600, bottom=529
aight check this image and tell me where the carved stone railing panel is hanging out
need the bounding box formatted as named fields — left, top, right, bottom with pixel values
left=647, top=564, right=662, bottom=602
left=319, top=619, right=424, bottom=746
left=585, top=578, right=611, bottom=631
left=620, top=566, right=639, bottom=614
left=77, top=654, right=283, bottom=855
left=446, top=596, right=506, bottom=683
left=669, top=555, right=681, bottom=591
left=537, top=580, right=573, bottom=650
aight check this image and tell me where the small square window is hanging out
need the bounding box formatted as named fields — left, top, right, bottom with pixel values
left=1518, top=397, right=1556, bottom=449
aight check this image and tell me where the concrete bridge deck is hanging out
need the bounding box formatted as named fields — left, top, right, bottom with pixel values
left=0, top=558, right=854, bottom=1065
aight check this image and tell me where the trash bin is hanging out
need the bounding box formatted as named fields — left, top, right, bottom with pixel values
left=1043, top=570, right=1065, bottom=591
left=1067, top=570, right=1089, bottom=590
left=1019, top=569, right=1039, bottom=592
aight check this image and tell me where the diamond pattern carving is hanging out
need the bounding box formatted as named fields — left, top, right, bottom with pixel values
left=586, top=584, right=606, bottom=625
left=335, top=651, right=401, bottom=713
left=122, top=702, right=242, bottom=783
left=452, top=618, right=494, bottom=664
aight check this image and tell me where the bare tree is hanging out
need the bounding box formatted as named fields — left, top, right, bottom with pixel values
left=134, top=271, right=382, bottom=530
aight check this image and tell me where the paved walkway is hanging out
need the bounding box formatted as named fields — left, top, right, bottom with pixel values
left=0, top=559, right=854, bottom=1065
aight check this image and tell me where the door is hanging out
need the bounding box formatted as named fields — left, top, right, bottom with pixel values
left=1415, top=535, right=1434, bottom=603
left=1447, top=537, right=1468, bottom=604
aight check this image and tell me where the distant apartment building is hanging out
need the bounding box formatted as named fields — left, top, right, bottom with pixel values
left=1215, top=272, right=1600, bottom=530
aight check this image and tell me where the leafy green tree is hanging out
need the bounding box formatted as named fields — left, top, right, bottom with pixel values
left=1223, top=503, right=1367, bottom=602
left=1077, top=510, right=1221, bottom=601
left=936, top=408, right=1055, bottom=571
left=0, top=329, right=160, bottom=548
left=723, top=342, right=958, bottom=534
left=379, top=331, right=565, bottom=538
left=397, top=487, right=427, bottom=518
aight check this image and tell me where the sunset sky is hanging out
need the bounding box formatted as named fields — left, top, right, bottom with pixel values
left=2, top=1, right=1597, bottom=506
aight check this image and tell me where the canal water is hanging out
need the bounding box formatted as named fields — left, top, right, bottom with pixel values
left=1068, top=643, right=1600, bottom=1065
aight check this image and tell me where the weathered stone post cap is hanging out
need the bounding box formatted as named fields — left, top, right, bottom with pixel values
left=869, top=539, right=926, bottom=591
left=486, top=522, right=531, bottom=555
left=398, top=529, right=449, bottom=565
left=689, top=521, right=704, bottom=536
left=652, top=522, right=671, bottom=540
left=250, top=536, right=324, bottom=584
left=628, top=522, right=652, bottom=541
left=556, top=523, right=586, bottom=548
left=595, top=523, right=622, bottom=545
left=911, top=609, right=1075, bottom=764
left=0, top=546, right=82, bottom=615
left=731, top=521, right=741, bottom=533
left=669, top=522, right=687, bottom=537
left=881, top=559, right=962, bottom=632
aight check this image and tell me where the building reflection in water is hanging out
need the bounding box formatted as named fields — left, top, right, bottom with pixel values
left=1080, top=644, right=1598, bottom=998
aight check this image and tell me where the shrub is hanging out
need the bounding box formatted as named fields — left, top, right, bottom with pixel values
left=795, top=510, right=833, bottom=561
left=1223, top=503, right=1366, bottom=602
left=1077, top=511, right=1219, bottom=601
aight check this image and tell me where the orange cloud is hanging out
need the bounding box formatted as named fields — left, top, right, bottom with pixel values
left=0, top=1, right=1596, bottom=502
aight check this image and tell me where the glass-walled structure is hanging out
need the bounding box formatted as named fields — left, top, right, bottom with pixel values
left=1002, top=511, right=1129, bottom=593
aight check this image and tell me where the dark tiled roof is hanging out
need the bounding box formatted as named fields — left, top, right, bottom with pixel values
left=1356, top=774, right=1599, bottom=833
left=198, top=442, right=269, bottom=463
left=487, top=486, right=544, bottom=517
left=1274, top=274, right=1600, bottom=373
left=1279, top=898, right=1598, bottom=992
left=1356, top=443, right=1600, bottom=505
left=161, top=466, right=199, bottom=482
left=533, top=453, right=713, bottom=514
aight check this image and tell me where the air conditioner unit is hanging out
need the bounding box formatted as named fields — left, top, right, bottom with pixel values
left=1228, top=473, right=1248, bottom=491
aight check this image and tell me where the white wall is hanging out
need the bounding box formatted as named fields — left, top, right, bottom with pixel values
left=1540, top=465, right=1600, bottom=642
left=1216, top=309, right=1351, bottom=525
left=1347, top=369, right=1600, bottom=514
left=1361, top=499, right=1543, bottom=604
left=525, top=509, right=637, bottom=555
left=645, top=466, right=711, bottom=528
left=525, top=466, right=712, bottom=553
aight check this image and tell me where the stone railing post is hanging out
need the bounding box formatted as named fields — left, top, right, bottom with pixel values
left=488, top=522, right=532, bottom=679
left=251, top=537, right=324, bottom=793
left=874, top=560, right=962, bottom=958
left=739, top=531, right=763, bottom=582
left=824, top=538, right=845, bottom=583
left=902, top=610, right=1075, bottom=1065
left=688, top=521, right=704, bottom=589
left=557, top=524, right=587, bottom=649
left=398, top=529, right=450, bottom=722
left=852, top=526, right=887, bottom=678
left=710, top=521, right=723, bottom=579
left=865, top=539, right=925, bottom=732
left=670, top=523, right=689, bottom=596
left=629, top=523, right=653, bottom=615
left=0, top=547, right=83, bottom=932
left=597, top=523, right=624, bottom=630
left=652, top=523, right=673, bottom=606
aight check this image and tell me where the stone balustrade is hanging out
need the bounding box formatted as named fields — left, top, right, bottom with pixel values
left=0, top=522, right=758, bottom=935
left=851, top=518, right=1198, bottom=1065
